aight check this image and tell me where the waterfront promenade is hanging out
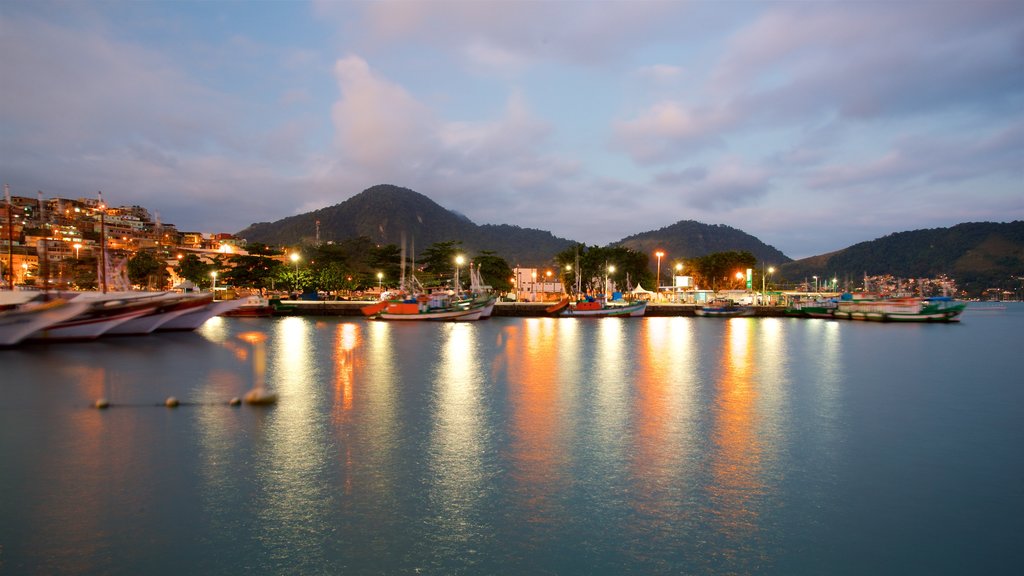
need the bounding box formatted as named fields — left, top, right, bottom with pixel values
left=274, top=300, right=788, bottom=317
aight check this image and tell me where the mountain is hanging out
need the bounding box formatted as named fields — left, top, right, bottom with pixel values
left=614, top=220, right=792, bottom=265
left=236, top=184, right=575, bottom=265
left=779, top=222, right=1024, bottom=295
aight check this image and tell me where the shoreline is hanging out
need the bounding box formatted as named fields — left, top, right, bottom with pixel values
left=271, top=300, right=790, bottom=318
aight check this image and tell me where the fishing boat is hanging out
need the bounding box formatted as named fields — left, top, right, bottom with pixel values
left=363, top=292, right=487, bottom=321
left=832, top=296, right=966, bottom=322
left=785, top=298, right=838, bottom=318
left=0, top=293, right=92, bottom=346
left=695, top=299, right=753, bottom=317
left=558, top=297, right=647, bottom=318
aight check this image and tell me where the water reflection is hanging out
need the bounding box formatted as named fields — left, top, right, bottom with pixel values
left=705, top=318, right=766, bottom=568
left=427, top=323, right=489, bottom=553
left=506, top=318, right=568, bottom=530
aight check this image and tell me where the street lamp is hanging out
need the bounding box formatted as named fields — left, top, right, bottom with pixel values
left=210, top=271, right=218, bottom=299
left=290, top=252, right=300, bottom=293
left=73, top=242, right=82, bottom=259
left=813, top=275, right=818, bottom=293
left=454, top=255, right=465, bottom=291
left=763, top=266, right=775, bottom=304
left=655, top=250, right=664, bottom=301
left=736, top=271, right=745, bottom=289
left=377, top=271, right=383, bottom=291
left=606, top=264, right=616, bottom=297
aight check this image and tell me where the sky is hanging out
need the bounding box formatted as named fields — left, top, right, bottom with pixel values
left=2, top=1, right=1021, bottom=259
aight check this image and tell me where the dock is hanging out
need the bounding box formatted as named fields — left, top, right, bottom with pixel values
left=269, top=301, right=790, bottom=318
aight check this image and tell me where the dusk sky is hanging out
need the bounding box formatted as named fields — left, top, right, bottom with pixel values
left=2, top=1, right=1021, bottom=259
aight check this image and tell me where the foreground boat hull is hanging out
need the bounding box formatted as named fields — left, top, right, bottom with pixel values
left=560, top=301, right=647, bottom=317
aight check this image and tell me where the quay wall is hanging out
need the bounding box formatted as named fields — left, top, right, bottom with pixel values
left=274, top=301, right=790, bottom=318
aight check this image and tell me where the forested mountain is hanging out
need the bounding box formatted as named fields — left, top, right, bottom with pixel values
left=779, top=222, right=1024, bottom=295
left=236, top=184, right=574, bottom=265
left=615, top=220, right=792, bottom=266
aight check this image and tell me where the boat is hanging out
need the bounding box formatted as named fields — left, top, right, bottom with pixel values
left=785, top=298, right=838, bottom=318
left=695, top=299, right=753, bottom=317
left=156, top=298, right=249, bottom=331
left=832, top=296, right=966, bottom=322
left=0, top=294, right=93, bottom=346
left=220, top=295, right=275, bottom=317
left=364, top=292, right=488, bottom=321
left=105, top=292, right=214, bottom=335
left=27, top=291, right=168, bottom=341
left=558, top=297, right=647, bottom=318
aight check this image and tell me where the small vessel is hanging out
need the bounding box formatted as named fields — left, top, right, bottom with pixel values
left=695, top=299, right=753, bottom=317
left=156, top=298, right=249, bottom=331
left=221, top=295, right=275, bottom=317
left=785, top=298, right=838, bottom=318
left=558, top=297, right=647, bottom=318
left=364, top=292, right=488, bottom=321
left=832, top=296, right=966, bottom=322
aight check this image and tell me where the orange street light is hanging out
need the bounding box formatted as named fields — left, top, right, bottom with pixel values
left=655, top=250, right=664, bottom=298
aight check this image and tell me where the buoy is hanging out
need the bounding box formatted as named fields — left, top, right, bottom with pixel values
left=243, top=388, right=278, bottom=406
left=94, top=398, right=110, bottom=409
left=165, top=396, right=180, bottom=408
left=229, top=397, right=241, bottom=406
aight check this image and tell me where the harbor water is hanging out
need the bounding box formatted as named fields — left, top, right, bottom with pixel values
left=1, top=304, right=1022, bottom=574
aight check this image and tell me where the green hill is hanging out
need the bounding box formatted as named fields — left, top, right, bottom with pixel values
left=615, top=220, right=792, bottom=266
left=236, top=184, right=574, bottom=266
left=778, top=222, right=1024, bottom=296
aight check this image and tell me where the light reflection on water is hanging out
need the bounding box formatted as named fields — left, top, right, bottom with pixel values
left=2, top=310, right=1023, bottom=574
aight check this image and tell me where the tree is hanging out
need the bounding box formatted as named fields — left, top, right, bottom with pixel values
left=127, top=251, right=167, bottom=289
left=554, top=243, right=651, bottom=294
left=688, top=250, right=757, bottom=290
left=223, top=253, right=281, bottom=294
left=473, top=250, right=513, bottom=292
left=175, top=254, right=218, bottom=288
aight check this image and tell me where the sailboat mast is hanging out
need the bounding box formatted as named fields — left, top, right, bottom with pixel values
left=4, top=184, right=12, bottom=290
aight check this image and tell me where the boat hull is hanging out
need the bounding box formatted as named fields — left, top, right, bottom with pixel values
left=0, top=299, right=93, bottom=346
left=560, top=301, right=647, bottom=317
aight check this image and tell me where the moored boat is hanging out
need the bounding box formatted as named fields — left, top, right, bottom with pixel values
left=785, top=299, right=838, bottom=318
left=832, top=296, right=966, bottom=322
left=370, top=300, right=486, bottom=321
left=0, top=296, right=93, bottom=346
left=156, top=298, right=249, bottom=331
left=28, top=292, right=168, bottom=341
left=695, top=299, right=753, bottom=317
left=559, top=298, right=647, bottom=318
left=221, top=295, right=275, bottom=317
left=105, top=292, right=214, bottom=335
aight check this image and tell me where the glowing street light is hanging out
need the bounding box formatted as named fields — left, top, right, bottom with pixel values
left=210, top=271, right=218, bottom=299
left=813, top=275, right=818, bottom=293
left=606, top=264, right=616, bottom=297
left=763, top=266, right=775, bottom=304
left=290, top=252, right=300, bottom=293
left=655, top=250, right=664, bottom=300
left=736, top=271, right=745, bottom=289
left=454, top=255, right=465, bottom=291
left=73, top=242, right=82, bottom=259
left=377, top=271, right=383, bottom=291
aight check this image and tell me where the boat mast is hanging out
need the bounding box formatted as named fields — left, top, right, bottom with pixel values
left=98, top=191, right=107, bottom=294
left=4, top=184, right=12, bottom=290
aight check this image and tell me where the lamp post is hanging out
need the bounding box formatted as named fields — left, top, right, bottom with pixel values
left=377, top=271, right=383, bottom=292
left=813, top=275, right=818, bottom=293
left=210, top=271, right=218, bottom=299
left=655, top=250, right=664, bottom=301
left=763, top=266, right=775, bottom=304
left=73, top=243, right=82, bottom=259
left=290, top=252, right=300, bottom=294
left=735, top=271, right=745, bottom=289
left=454, top=255, right=465, bottom=292
left=606, top=265, right=616, bottom=298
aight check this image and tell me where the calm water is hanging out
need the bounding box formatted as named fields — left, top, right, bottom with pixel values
left=1, top=305, right=1022, bottom=575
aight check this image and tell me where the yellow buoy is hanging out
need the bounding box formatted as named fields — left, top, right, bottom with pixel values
left=243, top=388, right=278, bottom=406
left=94, top=398, right=110, bottom=409
left=229, top=397, right=241, bottom=406
left=165, top=396, right=180, bottom=408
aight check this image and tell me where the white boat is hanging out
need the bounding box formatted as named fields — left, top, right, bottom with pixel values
left=0, top=296, right=93, bottom=346
left=156, top=298, right=249, bottom=331
left=105, top=292, right=215, bottom=335
left=28, top=292, right=167, bottom=341
left=368, top=299, right=486, bottom=321
left=694, top=299, right=753, bottom=317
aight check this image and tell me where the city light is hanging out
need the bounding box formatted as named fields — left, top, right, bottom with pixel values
left=655, top=250, right=664, bottom=300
